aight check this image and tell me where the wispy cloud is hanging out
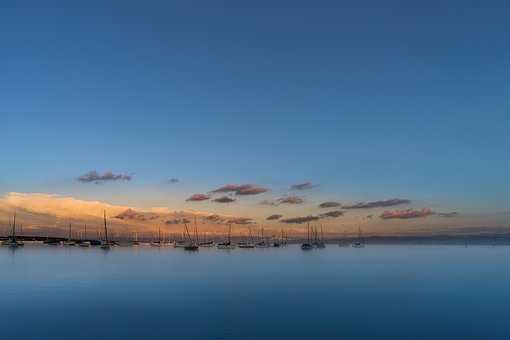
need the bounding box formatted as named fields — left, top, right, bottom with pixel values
left=344, top=198, right=410, bottom=209
left=168, top=178, right=179, bottom=183
left=319, top=201, right=341, bottom=208
left=320, top=210, right=344, bottom=218
left=205, top=214, right=225, bottom=223
left=114, top=208, right=159, bottom=221
left=185, top=194, right=210, bottom=202
left=281, top=215, right=321, bottom=224
left=212, top=196, right=236, bottom=203
left=290, top=182, right=318, bottom=190
left=210, top=184, right=269, bottom=196
left=380, top=208, right=433, bottom=219
left=435, top=212, right=458, bottom=218
left=77, top=170, right=132, bottom=183
left=278, top=196, right=304, bottom=205
left=266, top=214, right=283, bottom=221
left=227, top=217, right=254, bottom=224
left=260, top=196, right=304, bottom=206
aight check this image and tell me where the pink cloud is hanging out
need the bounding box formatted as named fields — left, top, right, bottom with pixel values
left=186, top=194, right=210, bottom=202
left=380, top=208, right=433, bottom=219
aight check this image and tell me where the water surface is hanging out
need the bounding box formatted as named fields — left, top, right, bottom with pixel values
left=1, top=244, right=509, bottom=339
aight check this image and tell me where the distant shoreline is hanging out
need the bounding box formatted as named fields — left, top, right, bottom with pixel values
left=3, top=233, right=510, bottom=246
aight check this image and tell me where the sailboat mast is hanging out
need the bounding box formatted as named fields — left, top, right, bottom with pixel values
left=68, top=223, right=72, bottom=241
left=194, top=216, right=198, bottom=243
left=184, top=223, right=191, bottom=241
left=12, top=213, right=16, bottom=238
left=104, top=210, right=109, bottom=243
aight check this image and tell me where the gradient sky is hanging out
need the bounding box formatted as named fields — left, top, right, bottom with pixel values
left=2, top=1, right=510, bottom=230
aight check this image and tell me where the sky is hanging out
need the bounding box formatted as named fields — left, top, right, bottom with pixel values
left=2, top=1, right=510, bottom=235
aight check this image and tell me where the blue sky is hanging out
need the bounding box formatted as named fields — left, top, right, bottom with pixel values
left=2, top=0, right=510, bottom=219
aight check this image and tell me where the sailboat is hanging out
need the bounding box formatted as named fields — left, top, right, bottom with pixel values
left=314, top=225, right=326, bottom=248
left=1, top=214, right=24, bottom=247
left=183, top=221, right=199, bottom=251
left=301, top=223, right=314, bottom=250
left=352, top=225, right=365, bottom=248
left=255, top=226, right=270, bottom=248
left=173, top=224, right=188, bottom=248
left=79, top=224, right=91, bottom=247
left=338, top=229, right=349, bottom=247
left=63, top=223, right=76, bottom=246
left=151, top=227, right=163, bottom=247
left=198, top=218, right=214, bottom=247
left=132, top=230, right=140, bottom=246
left=100, top=211, right=112, bottom=249
left=238, top=226, right=255, bottom=248
left=217, top=224, right=235, bottom=249
left=272, top=229, right=283, bottom=247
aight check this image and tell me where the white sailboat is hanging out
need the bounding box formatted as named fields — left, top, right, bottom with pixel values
left=1, top=214, right=24, bottom=247
left=151, top=227, right=163, bottom=247
left=352, top=225, right=365, bottom=248
left=79, top=224, right=90, bottom=247
left=198, top=219, right=214, bottom=247
left=255, top=226, right=270, bottom=248
left=238, top=226, right=255, bottom=248
left=217, top=224, right=235, bottom=249
left=63, top=223, right=76, bottom=246
left=183, top=219, right=199, bottom=251
left=314, top=225, right=326, bottom=248
left=301, top=223, right=314, bottom=250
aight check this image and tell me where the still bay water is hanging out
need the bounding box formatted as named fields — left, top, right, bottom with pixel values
left=1, top=244, right=509, bottom=340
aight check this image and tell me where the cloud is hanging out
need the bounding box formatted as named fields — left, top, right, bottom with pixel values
left=227, top=217, right=254, bottom=225
left=0, top=192, right=129, bottom=219
left=260, top=196, right=304, bottom=206
left=204, top=214, right=225, bottom=223
left=319, top=201, right=341, bottom=208
left=435, top=212, right=458, bottom=218
left=278, top=196, right=304, bottom=205
left=185, top=194, right=210, bottom=202
left=380, top=208, right=433, bottom=220
left=77, top=170, right=132, bottom=183
left=114, top=208, right=159, bottom=221
left=290, top=182, right=318, bottom=190
left=212, top=196, right=236, bottom=203
left=266, top=214, right=283, bottom=221
left=281, top=215, right=320, bottom=224
left=210, top=184, right=269, bottom=196
left=320, top=210, right=344, bottom=218
left=165, top=218, right=190, bottom=225
left=344, top=198, right=410, bottom=209
left=168, top=178, right=179, bottom=183
left=236, top=185, right=268, bottom=195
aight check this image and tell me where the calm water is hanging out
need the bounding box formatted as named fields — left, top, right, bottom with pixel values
left=1, top=244, right=509, bottom=340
